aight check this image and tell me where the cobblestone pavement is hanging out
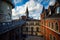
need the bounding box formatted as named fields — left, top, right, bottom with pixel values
left=25, top=35, right=44, bottom=40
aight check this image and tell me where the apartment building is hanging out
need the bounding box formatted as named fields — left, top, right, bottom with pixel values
left=40, top=0, right=60, bottom=40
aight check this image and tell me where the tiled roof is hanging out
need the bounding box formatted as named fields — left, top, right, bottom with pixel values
left=46, top=13, right=60, bottom=19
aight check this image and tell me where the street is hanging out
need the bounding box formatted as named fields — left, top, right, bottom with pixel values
left=25, top=35, right=44, bottom=40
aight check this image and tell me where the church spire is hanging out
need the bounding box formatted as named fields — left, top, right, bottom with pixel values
left=26, top=6, right=29, bottom=18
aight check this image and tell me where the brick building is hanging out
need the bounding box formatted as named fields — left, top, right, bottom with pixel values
left=40, top=0, right=60, bottom=40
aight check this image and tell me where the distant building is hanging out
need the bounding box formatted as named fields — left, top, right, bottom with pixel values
left=22, top=19, right=41, bottom=36
left=21, top=16, right=27, bottom=20
left=22, top=7, right=42, bottom=36
left=0, top=0, right=14, bottom=22
left=40, top=0, right=60, bottom=40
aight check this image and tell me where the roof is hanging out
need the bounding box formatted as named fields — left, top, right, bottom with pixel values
left=26, top=18, right=40, bottom=21
left=0, top=20, right=26, bottom=35
left=2, top=0, right=15, bottom=8
left=57, top=0, right=60, bottom=4
left=46, top=13, right=60, bottom=19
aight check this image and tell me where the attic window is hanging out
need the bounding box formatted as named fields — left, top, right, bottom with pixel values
left=49, top=11, right=51, bottom=15
left=57, top=7, right=60, bottom=14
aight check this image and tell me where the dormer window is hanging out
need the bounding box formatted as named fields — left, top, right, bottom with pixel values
left=49, top=11, right=51, bottom=15
left=7, top=6, right=10, bottom=10
left=57, top=7, right=60, bottom=14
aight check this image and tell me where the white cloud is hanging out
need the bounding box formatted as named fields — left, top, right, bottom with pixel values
left=31, top=14, right=36, bottom=17
left=34, top=17, right=38, bottom=19
left=14, top=0, right=22, bottom=5
left=12, top=16, right=19, bottom=20
left=49, top=0, right=55, bottom=6
left=12, top=0, right=43, bottom=20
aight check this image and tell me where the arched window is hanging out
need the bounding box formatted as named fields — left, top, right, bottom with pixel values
left=36, top=27, right=39, bottom=32
left=55, top=23, right=58, bottom=31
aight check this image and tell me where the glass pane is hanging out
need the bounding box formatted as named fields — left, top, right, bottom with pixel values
left=57, top=7, right=60, bottom=13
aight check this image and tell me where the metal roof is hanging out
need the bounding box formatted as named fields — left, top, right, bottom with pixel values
left=0, top=20, right=26, bottom=35
left=2, top=0, right=14, bottom=8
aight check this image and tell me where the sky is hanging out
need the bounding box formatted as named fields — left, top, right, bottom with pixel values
left=12, top=0, right=56, bottom=20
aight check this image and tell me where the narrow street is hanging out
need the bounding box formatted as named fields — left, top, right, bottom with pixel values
left=25, top=35, right=44, bottom=40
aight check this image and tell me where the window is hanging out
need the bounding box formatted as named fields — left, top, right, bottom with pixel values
left=31, top=27, right=33, bottom=34
left=23, top=27, right=26, bottom=32
left=0, top=14, right=3, bottom=18
left=50, top=34, right=56, bottom=40
left=8, top=13, right=11, bottom=18
left=31, top=27, right=33, bottom=31
left=33, top=22, right=35, bottom=25
left=44, top=28, right=46, bottom=34
left=48, top=22, right=50, bottom=27
left=2, top=23, right=5, bottom=25
left=49, top=11, right=51, bottom=15
left=26, top=27, right=28, bottom=32
left=26, top=22, right=28, bottom=25
left=51, top=23, right=54, bottom=29
left=55, top=23, right=58, bottom=31
left=31, top=22, right=34, bottom=25
left=53, top=36, right=56, bottom=40
left=42, top=22, right=43, bottom=25
left=8, top=23, right=10, bottom=25
left=49, top=34, right=52, bottom=40
left=36, top=22, right=39, bottom=25
left=7, top=6, right=10, bottom=9
left=36, top=27, right=39, bottom=32
left=57, top=7, right=60, bottom=14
